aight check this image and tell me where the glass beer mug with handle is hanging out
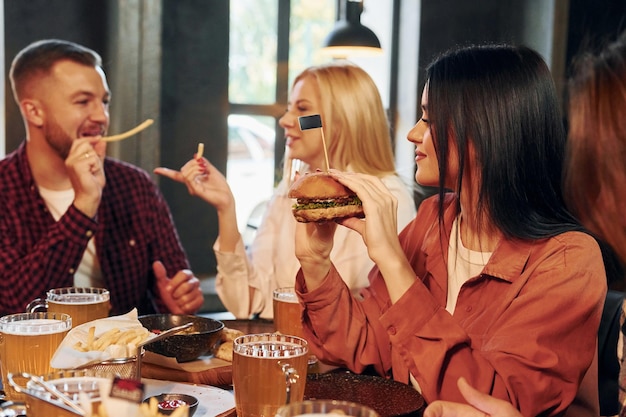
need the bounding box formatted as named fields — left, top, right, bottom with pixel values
left=273, top=287, right=318, bottom=367
left=26, top=287, right=110, bottom=327
left=233, top=333, right=309, bottom=417
left=0, top=312, right=72, bottom=402
left=277, top=400, right=380, bottom=417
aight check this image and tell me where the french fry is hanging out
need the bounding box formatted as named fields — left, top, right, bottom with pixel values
left=197, top=142, right=204, bottom=159
left=73, top=326, right=151, bottom=355
left=101, top=119, right=154, bottom=142
left=116, top=329, right=143, bottom=345
left=151, top=396, right=159, bottom=414
left=92, top=328, right=122, bottom=350
left=87, top=325, right=95, bottom=348
left=170, top=405, right=189, bottom=417
left=73, top=341, right=87, bottom=352
left=96, top=403, right=109, bottom=417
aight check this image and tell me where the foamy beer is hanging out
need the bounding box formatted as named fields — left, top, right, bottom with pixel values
left=0, top=312, right=72, bottom=401
left=27, top=287, right=110, bottom=327
left=14, top=372, right=110, bottom=417
left=233, top=333, right=309, bottom=417
left=273, top=287, right=304, bottom=338
left=277, top=400, right=380, bottom=417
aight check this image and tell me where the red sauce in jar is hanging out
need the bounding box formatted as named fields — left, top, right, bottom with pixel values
left=158, top=399, right=187, bottom=410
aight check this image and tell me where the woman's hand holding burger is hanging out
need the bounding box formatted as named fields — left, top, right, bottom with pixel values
left=323, top=171, right=401, bottom=263
left=328, top=171, right=417, bottom=303
left=291, top=170, right=408, bottom=285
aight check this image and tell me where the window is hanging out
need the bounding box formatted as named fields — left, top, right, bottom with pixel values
left=228, top=0, right=336, bottom=232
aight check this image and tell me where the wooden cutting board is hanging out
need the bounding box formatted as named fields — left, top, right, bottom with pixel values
left=141, top=351, right=232, bottom=387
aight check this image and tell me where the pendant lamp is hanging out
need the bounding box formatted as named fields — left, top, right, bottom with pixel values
left=321, top=0, right=383, bottom=58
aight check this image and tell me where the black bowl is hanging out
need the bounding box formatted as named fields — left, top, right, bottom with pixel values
left=143, top=393, right=199, bottom=416
left=138, top=314, right=224, bottom=362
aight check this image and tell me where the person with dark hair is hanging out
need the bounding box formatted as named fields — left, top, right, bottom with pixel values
left=293, top=43, right=607, bottom=416
left=422, top=31, right=626, bottom=417
left=0, top=39, right=204, bottom=316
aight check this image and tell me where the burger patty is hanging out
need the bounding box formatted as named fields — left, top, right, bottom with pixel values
left=293, top=196, right=362, bottom=210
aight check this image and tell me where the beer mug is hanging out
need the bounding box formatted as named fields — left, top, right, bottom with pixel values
left=277, top=400, right=380, bottom=417
left=0, top=312, right=72, bottom=401
left=9, top=370, right=111, bottom=417
left=233, top=333, right=309, bottom=417
left=273, top=287, right=304, bottom=338
left=273, top=287, right=318, bottom=367
left=27, top=287, right=110, bottom=327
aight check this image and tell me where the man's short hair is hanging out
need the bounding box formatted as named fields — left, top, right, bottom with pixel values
left=9, top=39, right=102, bottom=101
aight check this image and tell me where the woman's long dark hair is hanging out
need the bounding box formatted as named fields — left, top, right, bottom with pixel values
left=426, top=44, right=582, bottom=239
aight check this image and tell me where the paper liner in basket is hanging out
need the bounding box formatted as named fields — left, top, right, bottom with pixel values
left=51, top=308, right=156, bottom=369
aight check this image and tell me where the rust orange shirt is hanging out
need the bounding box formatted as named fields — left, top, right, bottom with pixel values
left=297, top=193, right=606, bottom=417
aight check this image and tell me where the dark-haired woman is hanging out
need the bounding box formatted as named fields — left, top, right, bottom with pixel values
left=424, top=31, right=626, bottom=417
left=293, top=44, right=606, bottom=416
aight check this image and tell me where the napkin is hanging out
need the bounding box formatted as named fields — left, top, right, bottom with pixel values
left=51, top=308, right=156, bottom=369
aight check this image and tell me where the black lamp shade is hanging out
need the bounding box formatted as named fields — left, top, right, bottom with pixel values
left=324, top=21, right=381, bottom=49
left=321, top=0, right=382, bottom=58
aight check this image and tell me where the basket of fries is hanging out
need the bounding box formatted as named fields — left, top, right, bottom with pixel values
left=51, top=309, right=155, bottom=379
left=82, top=353, right=143, bottom=379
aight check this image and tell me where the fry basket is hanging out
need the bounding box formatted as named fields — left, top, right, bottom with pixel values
left=77, top=348, right=144, bottom=380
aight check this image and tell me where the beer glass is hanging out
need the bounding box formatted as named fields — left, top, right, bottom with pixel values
left=273, top=287, right=317, bottom=367
left=273, top=287, right=304, bottom=338
left=233, top=333, right=308, bottom=417
left=27, top=287, right=110, bottom=327
left=277, top=400, right=380, bottom=417
left=15, top=371, right=110, bottom=417
left=0, top=312, right=72, bottom=401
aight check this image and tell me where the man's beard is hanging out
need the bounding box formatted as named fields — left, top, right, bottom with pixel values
left=44, top=118, right=73, bottom=160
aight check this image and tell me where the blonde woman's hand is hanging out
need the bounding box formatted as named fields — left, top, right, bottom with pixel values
left=154, top=157, right=235, bottom=212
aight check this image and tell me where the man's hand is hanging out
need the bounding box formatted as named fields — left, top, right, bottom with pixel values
left=66, top=138, right=106, bottom=218
left=153, top=261, right=204, bottom=314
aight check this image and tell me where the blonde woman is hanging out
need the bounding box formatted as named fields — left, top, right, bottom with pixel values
left=155, top=61, right=416, bottom=318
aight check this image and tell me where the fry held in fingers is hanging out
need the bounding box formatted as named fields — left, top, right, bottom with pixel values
left=196, top=142, right=204, bottom=159
left=101, top=119, right=154, bottom=142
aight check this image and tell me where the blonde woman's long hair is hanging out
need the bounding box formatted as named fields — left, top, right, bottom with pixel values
left=282, top=61, right=397, bottom=186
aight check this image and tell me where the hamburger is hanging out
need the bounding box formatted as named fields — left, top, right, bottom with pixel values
left=288, top=171, right=364, bottom=223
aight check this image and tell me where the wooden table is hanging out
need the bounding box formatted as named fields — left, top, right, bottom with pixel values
left=142, top=318, right=424, bottom=416
left=222, top=318, right=275, bottom=335
left=220, top=320, right=425, bottom=417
